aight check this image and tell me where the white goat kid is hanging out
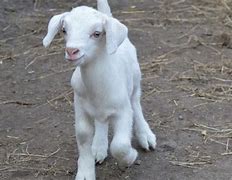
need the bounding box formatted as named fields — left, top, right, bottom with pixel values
left=43, top=1, right=156, bottom=179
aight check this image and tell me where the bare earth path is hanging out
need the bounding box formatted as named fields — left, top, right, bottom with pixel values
left=0, top=0, right=232, bottom=179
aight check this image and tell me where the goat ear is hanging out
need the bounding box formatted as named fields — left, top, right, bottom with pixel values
left=103, top=17, right=128, bottom=54
left=97, top=0, right=112, bottom=16
left=43, top=12, right=68, bottom=48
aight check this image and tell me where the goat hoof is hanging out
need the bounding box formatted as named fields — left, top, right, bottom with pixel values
left=92, top=144, right=108, bottom=164
left=137, top=129, right=157, bottom=151
left=75, top=171, right=95, bottom=180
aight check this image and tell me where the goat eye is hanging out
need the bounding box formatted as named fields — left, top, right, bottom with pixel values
left=92, top=31, right=101, bottom=38
left=62, top=28, right=66, bottom=34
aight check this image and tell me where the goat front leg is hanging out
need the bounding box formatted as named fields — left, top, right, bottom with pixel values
left=92, top=120, right=109, bottom=164
left=110, top=107, right=138, bottom=167
left=74, top=95, right=95, bottom=180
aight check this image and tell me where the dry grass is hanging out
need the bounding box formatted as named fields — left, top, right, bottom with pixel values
left=183, top=123, right=232, bottom=155
left=169, top=121, right=231, bottom=169
left=0, top=144, right=73, bottom=176
left=175, top=59, right=232, bottom=102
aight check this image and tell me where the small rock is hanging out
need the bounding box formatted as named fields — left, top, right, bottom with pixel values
left=221, top=32, right=231, bottom=47
left=27, top=70, right=35, bottom=74
left=135, top=160, right=142, bottom=165
left=178, top=115, right=184, bottom=120
left=160, top=140, right=177, bottom=152
left=201, top=130, right=207, bottom=136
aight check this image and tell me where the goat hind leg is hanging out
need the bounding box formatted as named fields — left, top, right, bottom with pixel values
left=132, top=87, right=157, bottom=151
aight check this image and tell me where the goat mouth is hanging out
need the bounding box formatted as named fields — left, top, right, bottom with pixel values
left=66, top=55, right=85, bottom=65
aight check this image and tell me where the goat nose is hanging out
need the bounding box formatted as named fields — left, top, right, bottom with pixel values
left=66, top=48, right=79, bottom=56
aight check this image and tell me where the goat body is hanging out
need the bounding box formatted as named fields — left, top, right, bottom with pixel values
left=71, top=38, right=137, bottom=121
left=43, top=1, right=156, bottom=180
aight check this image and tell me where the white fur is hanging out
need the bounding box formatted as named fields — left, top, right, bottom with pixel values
left=43, top=1, right=156, bottom=180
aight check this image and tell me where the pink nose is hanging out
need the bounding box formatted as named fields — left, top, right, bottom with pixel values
left=66, top=48, right=79, bottom=56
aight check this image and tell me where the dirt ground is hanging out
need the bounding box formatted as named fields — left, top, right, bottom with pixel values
left=0, top=0, right=232, bottom=179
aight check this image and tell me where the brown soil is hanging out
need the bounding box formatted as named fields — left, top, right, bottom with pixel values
left=0, top=0, right=232, bottom=180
